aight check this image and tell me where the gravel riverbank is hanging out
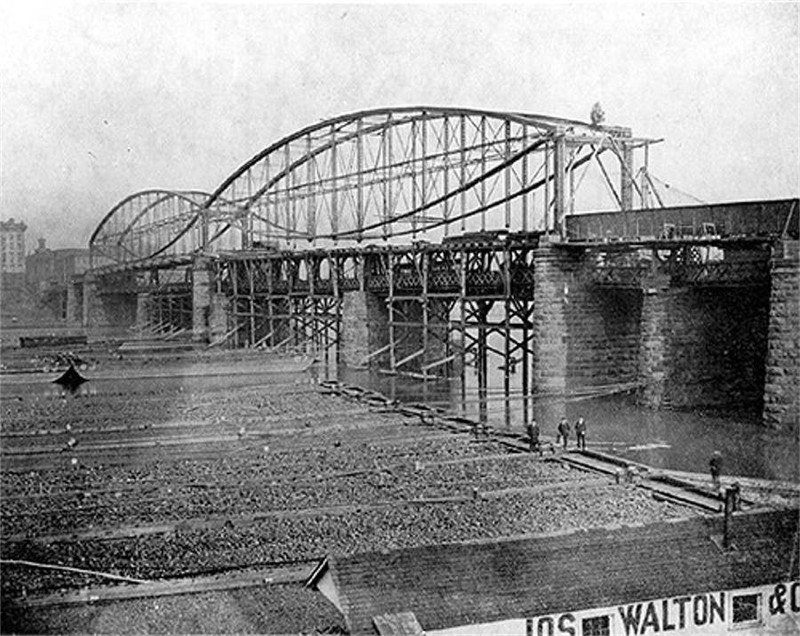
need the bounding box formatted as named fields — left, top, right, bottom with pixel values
left=1, top=351, right=693, bottom=633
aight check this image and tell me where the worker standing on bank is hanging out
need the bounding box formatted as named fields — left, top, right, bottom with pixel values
left=710, top=451, right=723, bottom=491
left=527, top=420, right=541, bottom=455
left=575, top=417, right=587, bottom=450
left=557, top=417, right=570, bottom=450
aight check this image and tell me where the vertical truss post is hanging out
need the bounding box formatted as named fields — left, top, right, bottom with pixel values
left=284, top=143, right=292, bottom=244
left=260, top=156, right=273, bottom=243
left=460, top=115, right=467, bottom=234
left=544, top=141, right=551, bottom=232
left=421, top=116, right=428, bottom=240
left=504, top=121, right=512, bottom=230
left=243, top=171, right=253, bottom=250
left=307, top=133, right=316, bottom=243
left=330, top=125, right=338, bottom=242
left=553, top=130, right=566, bottom=238
left=356, top=117, right=365, bottom=241
left=443, top=116, right=450, bottom=238
left=383, top=117, right=392, bottom=240
left=522, top=123, right=529, bottom=233
left=569, top=145, right=577, bottom=217
left=411, top=119, right=418, bottom=240
left=480, top=116, right=487, bottom=233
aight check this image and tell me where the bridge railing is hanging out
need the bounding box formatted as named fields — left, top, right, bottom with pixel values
left=565, top=199, right=798, bottom=242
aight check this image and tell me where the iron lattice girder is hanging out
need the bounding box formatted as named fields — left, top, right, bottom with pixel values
left=217, top=239, right=542, bottom=299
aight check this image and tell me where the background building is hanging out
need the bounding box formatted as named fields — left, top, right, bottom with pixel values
left=1, top=218, right=28, bottom=285
left=26, top=238, right=92, bottom=291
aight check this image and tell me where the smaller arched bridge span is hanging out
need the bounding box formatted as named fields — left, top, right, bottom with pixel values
left=89, top=189, right=239, bottom=270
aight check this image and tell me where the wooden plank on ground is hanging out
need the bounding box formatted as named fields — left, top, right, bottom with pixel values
left=5, top=562, right=318, bottom=609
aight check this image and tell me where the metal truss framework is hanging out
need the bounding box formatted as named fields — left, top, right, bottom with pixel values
left=206, top=107, right=652, bottom=250
left=90, top=107, right=659, bottom=274
left=89, top=190, right=240, bottom=270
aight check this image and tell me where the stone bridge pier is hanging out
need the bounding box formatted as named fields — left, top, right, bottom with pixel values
left=529, top=238, right=799, bottom=432
left=81, top=272, right=138, bottom=338
left=191, top=258, right=230, bottom=344
left=763, top=240, right=799, bottom=429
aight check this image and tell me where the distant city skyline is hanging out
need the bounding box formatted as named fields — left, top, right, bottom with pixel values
left=1, top=2, right=798, bottom=249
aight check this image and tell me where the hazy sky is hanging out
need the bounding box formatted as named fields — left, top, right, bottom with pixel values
left=1, top=2, right=798, bottom=249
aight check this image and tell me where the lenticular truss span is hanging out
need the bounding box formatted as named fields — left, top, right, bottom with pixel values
left=91, top=106, right=650, bottom=266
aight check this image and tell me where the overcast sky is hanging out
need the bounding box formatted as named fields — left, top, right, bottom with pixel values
left=1, top=2, right=797, bottom=249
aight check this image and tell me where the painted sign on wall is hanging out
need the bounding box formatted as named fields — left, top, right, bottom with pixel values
left=432, top=582, right=800, bottom=636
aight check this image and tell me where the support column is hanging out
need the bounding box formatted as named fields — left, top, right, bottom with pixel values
left=340, top=290, right=388, bottom=368
left=82, top=273, right=108, bottom=329
left=209, top=293, right=231, bottom=345
left=763, top=240, right=800, bottom=431
left=532, top=239, right=579, bottom=428
left=638, top=272, right=671, bottom=408
left=135, top=292, right=152, bottom=332
left=192, top=259, right=212, bottom=342
left=66, top=279, right=83, bottom=326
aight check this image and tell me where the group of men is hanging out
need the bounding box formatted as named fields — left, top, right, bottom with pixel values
left=525, top=416, right=587, bottom=455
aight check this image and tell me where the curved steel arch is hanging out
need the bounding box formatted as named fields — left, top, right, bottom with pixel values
left=90, top=189, right=241, bottom=268
left=205, top=106, right=642, bottom=249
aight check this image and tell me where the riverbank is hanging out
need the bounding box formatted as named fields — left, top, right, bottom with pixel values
left=2, top=349, right=695, bottom=633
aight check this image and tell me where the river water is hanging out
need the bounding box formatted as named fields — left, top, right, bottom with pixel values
left=2, top=354, right=797, bottom=484
left=328, top=363, right=799, bottom=484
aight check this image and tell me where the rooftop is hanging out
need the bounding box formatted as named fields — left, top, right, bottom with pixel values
left=310, top=507, right=799, bottom=634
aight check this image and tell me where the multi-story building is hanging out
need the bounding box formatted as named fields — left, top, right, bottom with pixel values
left=0, top=218, right=28, bottom=287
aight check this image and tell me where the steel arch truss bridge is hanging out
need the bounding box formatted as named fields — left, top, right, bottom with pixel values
left=208, top=107, right=649, bottom=249
left=90, top=107, right=655, bottom=271
left=84, top=106, right=798, bottom=429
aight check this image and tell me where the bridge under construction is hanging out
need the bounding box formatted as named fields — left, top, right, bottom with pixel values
left=71, top=107, right=798, bottom=430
